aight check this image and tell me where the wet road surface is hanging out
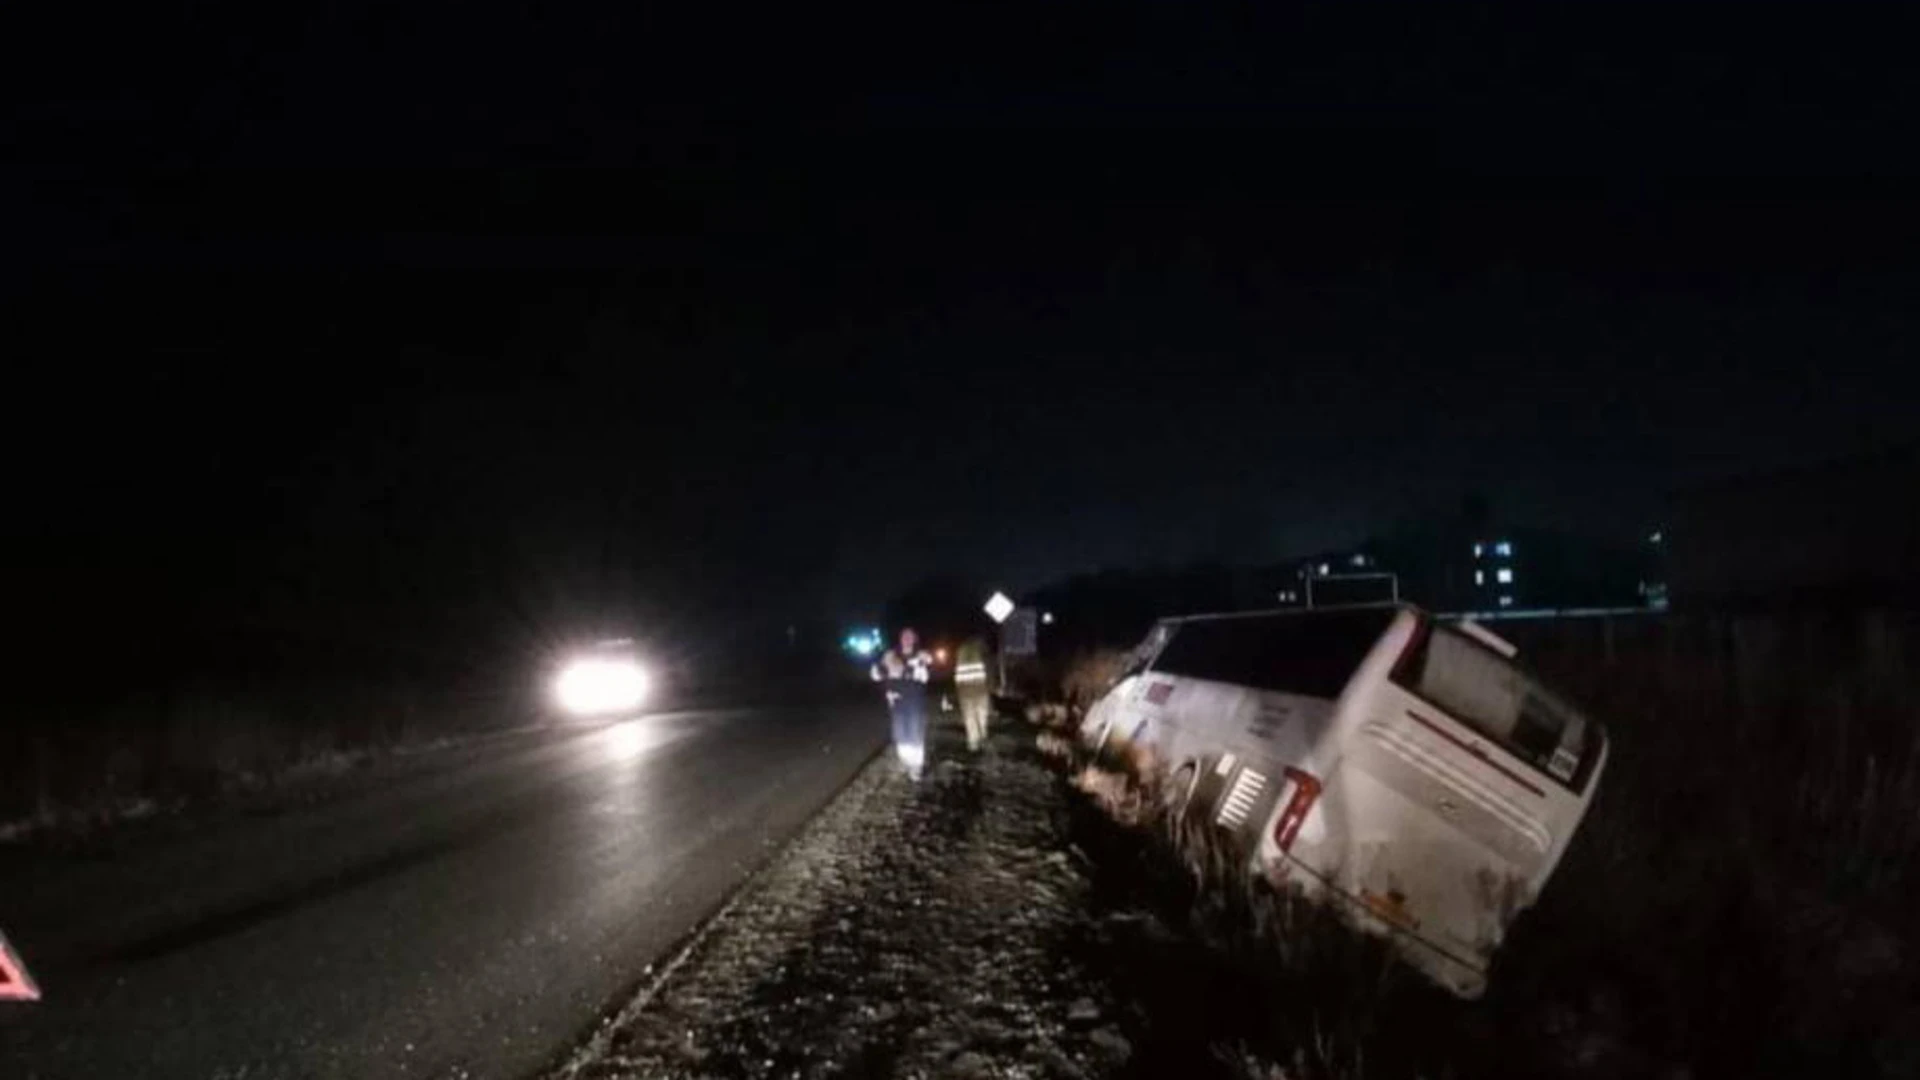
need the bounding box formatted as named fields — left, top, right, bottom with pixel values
left=0, top=700, right=885, bottom=1079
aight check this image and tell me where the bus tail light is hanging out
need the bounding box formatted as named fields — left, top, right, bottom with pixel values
left=1272, top=767, right=1323, bottom=852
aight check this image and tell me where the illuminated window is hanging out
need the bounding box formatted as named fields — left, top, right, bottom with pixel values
left=1497, top=568, right=1513, bottom=584
left=1499, top=595, right=1514, bottom=608
left=1475, top=570, right=1485, bottom=586
left=1494, top=541, right=1513, bottom=557
left=1472, top=543, right=1484, bottom=558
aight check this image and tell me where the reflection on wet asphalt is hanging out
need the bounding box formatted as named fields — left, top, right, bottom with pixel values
left=0, top=703, right=884, bottom=1080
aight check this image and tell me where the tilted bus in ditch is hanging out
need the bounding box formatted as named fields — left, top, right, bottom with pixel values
left=1078, top=603, right=1608, bottom=997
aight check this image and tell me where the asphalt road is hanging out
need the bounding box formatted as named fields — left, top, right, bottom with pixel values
left=0, top=699, right=886, bottom=1079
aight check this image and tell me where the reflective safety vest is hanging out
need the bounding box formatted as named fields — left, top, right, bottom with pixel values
left=954, top=640, right=991, bottom=689
left=871, top=647, right=932, bottom=691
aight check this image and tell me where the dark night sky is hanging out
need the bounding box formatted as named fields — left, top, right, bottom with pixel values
left=7, top=3, right=1920, bottom=660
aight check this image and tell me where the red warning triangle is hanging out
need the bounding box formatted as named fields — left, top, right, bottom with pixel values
left=0, top=930, right=41, bottom=1002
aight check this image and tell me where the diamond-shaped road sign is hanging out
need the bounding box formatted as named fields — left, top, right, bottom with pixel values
left=983, top=591, right=1015, bottom=624
left=0, top=930, right=40, bottom=1002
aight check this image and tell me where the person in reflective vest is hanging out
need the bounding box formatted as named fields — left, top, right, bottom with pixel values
left=871, top=626, right=934, bottom=779
left=954, top=636, right=993, bottom=751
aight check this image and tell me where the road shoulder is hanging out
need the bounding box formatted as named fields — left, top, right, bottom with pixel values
left=549, top=721, right=1133, bottom=1079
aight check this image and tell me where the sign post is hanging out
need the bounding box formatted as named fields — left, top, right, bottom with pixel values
left=982, top=590, right=1017, bottom=695
left=1000, top=608, right=1038, bottom=696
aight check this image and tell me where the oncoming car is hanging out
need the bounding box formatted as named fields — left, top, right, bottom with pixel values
left=549, top=638, right=653, bottom=721
left=1079, top=603, right=1608, bottom=997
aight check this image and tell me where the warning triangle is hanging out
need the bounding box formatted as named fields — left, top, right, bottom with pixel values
left=0, top=930, right=41, bottom=1002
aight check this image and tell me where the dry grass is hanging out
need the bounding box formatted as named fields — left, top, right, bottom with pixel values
left=1035, top=730, right=1079, bottom=764
left=1487, top=611, right=1920, bottom=1078
left=1061, top=648, right=1133, bottom=712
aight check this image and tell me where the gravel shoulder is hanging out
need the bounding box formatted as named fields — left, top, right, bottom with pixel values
left=549, top=718, right=1135, bottom=1080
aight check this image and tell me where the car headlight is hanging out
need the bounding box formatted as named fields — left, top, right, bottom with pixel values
left=554, top=658, right=651, bottom=717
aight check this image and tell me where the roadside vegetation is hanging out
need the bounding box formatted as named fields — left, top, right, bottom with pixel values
left=0, top=677, right=518, bottom=842
left=1041, top=610, right=1920, bottom=1078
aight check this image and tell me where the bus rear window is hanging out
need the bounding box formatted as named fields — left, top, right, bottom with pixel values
left=1394, top=624, right=1597, bottom=791
left=1151, top=608, right=1395, bottom=700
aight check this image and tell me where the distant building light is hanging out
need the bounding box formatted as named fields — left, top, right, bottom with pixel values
left=1350, top=553, right=1368, bottom=567
left=1497, top=568, right=1514, bottom=584
left=1649, top=530, right=1664, bottom=544
left=1472, top=542, right=1484, bottom=558
left=1041, top=611, right=1056, bottom=625
left=1475, top=570, right=1485, bottom=586
left=1499, top=595, right=1514, bottom=608
left=1317, top=562, right=1330, bottom=576
left=1494, top=541, right=1513, bottom=557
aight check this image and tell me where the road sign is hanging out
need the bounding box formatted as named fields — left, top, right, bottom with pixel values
left=1002, top=607, right=1039, bottom=656
left=983, top=591, right=1015, bottom=624
left=0, top=930, right=40, bottom=1002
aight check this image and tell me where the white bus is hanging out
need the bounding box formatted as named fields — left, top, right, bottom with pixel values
left=1079, top=604, right=1608, bottom=997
